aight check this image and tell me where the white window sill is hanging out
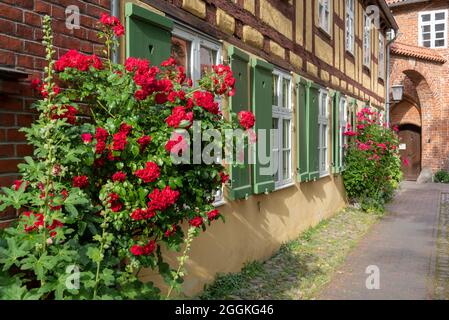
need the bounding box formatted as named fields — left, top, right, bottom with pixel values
left=274, top=182, right=296, bottom=192
left=319, top=172, right=330, bottom=179
left=213, top=200, right=226, bottom=208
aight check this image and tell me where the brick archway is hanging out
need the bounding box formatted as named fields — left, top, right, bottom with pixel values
left=390, top=55, right=444, bottom=171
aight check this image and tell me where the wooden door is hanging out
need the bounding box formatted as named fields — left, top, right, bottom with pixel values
left=398, top=125, right=421, bottom=181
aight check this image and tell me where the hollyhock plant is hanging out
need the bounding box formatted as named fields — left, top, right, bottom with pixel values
left=0, top=14, right=253, bottom=300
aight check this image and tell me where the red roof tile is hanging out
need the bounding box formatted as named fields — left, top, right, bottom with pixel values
left=391, top=42, right=447, bottom=63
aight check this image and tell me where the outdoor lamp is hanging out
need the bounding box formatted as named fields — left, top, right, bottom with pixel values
left=392, top=85, right=404, bottom=103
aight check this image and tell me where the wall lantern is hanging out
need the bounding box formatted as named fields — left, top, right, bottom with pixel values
left=391, top=85, right=404, bottom=103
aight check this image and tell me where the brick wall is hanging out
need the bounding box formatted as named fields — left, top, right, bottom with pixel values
left=389, top=0, right=449, bottom=172
left=0, top=0, right=111, bottom=226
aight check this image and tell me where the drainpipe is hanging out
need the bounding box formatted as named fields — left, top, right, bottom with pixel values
left=111, top=0, right=119, bottom=63
left=386, top=29, right=399, bottom=127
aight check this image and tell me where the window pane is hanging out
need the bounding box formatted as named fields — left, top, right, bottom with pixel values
left=435, top=12, right=446, bottom=20
left=421, top=14, right=431, bottom=22
left=423, top=40, right=431, bottom=47
left=435, top=23, right=445, bottom=31
left=283, top=150, right=290, bottom=180
left=422, top=25, right=431, bottom=32
left=282, top=79, right=290, bottom=109
left=171, top=36, right=192, bottom=79
left=272, top=118, right=279, bottom=182
left=283, top=119, right=290, bottom=149
left=423, top=33, right=431, bottom=40
left=436, top=32, right=445, bottom=39
left=200, top=46, right=217, bottom=77
left=272, top=75, right=279, bottom=106
left=435, top=39, right=445, bottom=47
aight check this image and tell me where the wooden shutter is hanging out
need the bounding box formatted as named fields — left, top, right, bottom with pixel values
left=297, top=78, right=309, bottom=182
left=331, top=91, right=341, bottom=174
left=125, top=3, right=173, bottom=65
left=227, top=46, right=252, bottom=200
left=251, top=58, right=275, bottom=194
left=308, top=83, right=320, bottom=181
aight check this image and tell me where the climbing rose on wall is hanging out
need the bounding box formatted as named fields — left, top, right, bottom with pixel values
left=0, top=14, right=254, bottom=300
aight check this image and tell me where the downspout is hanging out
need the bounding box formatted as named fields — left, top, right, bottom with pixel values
left=386, top=29, right=398, bottom=127
left=111, top=0, right=119, bottom=63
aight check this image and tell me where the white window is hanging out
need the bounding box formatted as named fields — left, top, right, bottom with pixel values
left=272, top=70, right=293, bottom=190
left=171, top=25, right=222, bottom=85
left=339, top=98, right=348, bottom=168
left=378, top=33, right=385, bottom=79
left=172, top=25, right=224, bottom=205
left=318, top=0, right=331, bottom=34
left=318, top=89, right=330, bottom=177
left=345, top=0, right=355, bottom=53
left=419, top=10, right=448, bottom=48
left=363, top=14, right=371, bottom=67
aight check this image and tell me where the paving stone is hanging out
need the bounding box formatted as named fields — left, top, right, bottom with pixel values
left=320, top=182, right=449, bottom=300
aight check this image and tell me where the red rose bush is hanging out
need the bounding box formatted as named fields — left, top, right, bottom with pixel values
left=0, top=15, right=255, bottom=300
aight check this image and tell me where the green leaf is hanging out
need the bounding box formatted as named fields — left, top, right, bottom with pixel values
left=86, top=246, right=103, bottom=263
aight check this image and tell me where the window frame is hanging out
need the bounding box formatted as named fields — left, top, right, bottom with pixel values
left=418, top=9, right=448, bottom=49
left=318, top=88, right=330, bottom=178
left=318, top=0, right=332, bottom=35
left=363, top=13, right=372, bottom=68
left=272, top=69, right=293, bottom=190
left=345, top=0, right=355, bottom=54
left=172, top=24, right=222, bottom=86
left=378, top=33, right=385, bottom=79
left=172, top=24, right=224, bottom=206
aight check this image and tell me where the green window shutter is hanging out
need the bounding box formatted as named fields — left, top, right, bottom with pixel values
left=297, top=78, right=309, bottom=182
left=227, top=46, right=252, bottom=200
left=251, top=58, right=275, bottom=195
left=331, top=91, right=341, bottom=174
left=308, top=83, right=320, bottom=181
left=125, top=3, right=173, bottom=65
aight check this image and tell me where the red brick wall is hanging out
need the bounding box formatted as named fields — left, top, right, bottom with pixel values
left=0, top=0, right=110, bottom=226
left=389, top=0, right=449, bottom=172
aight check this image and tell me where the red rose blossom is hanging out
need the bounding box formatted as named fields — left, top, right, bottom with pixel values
left=112, top=171, right=127, bottom=182
left=73, top=175, right=89, bottom=188
left=108, top=193, right=123, bottom=212
left=137, top=135, right=152, bottom=152
left=134, top=161, right=160, bottom=183
left=54, top=50, right=103, bottom=72
left=165, top=134, right=188, bottom=155
left=130, top=208, right=155, bottom=221
left=147, top=186, right=180, bottom=213
left=193, top=91, right=219, bottom=115
left=238, top=111, right=255, bottom=130
left=112, top=132, right=127, bottom=151
left=219, top=172, right=229, bottom=184
left=81, top=133, right=93, bottom=143
left=189, top=216, right=204, bottom=228
left=166, top=106, right=193, bottom=128
left=207, top=209, right=220, bottom=221
left=130, top=245, right=144, bottom=256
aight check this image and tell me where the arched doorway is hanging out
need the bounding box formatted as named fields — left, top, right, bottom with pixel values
left=398, top=124, right=421, bottom=181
